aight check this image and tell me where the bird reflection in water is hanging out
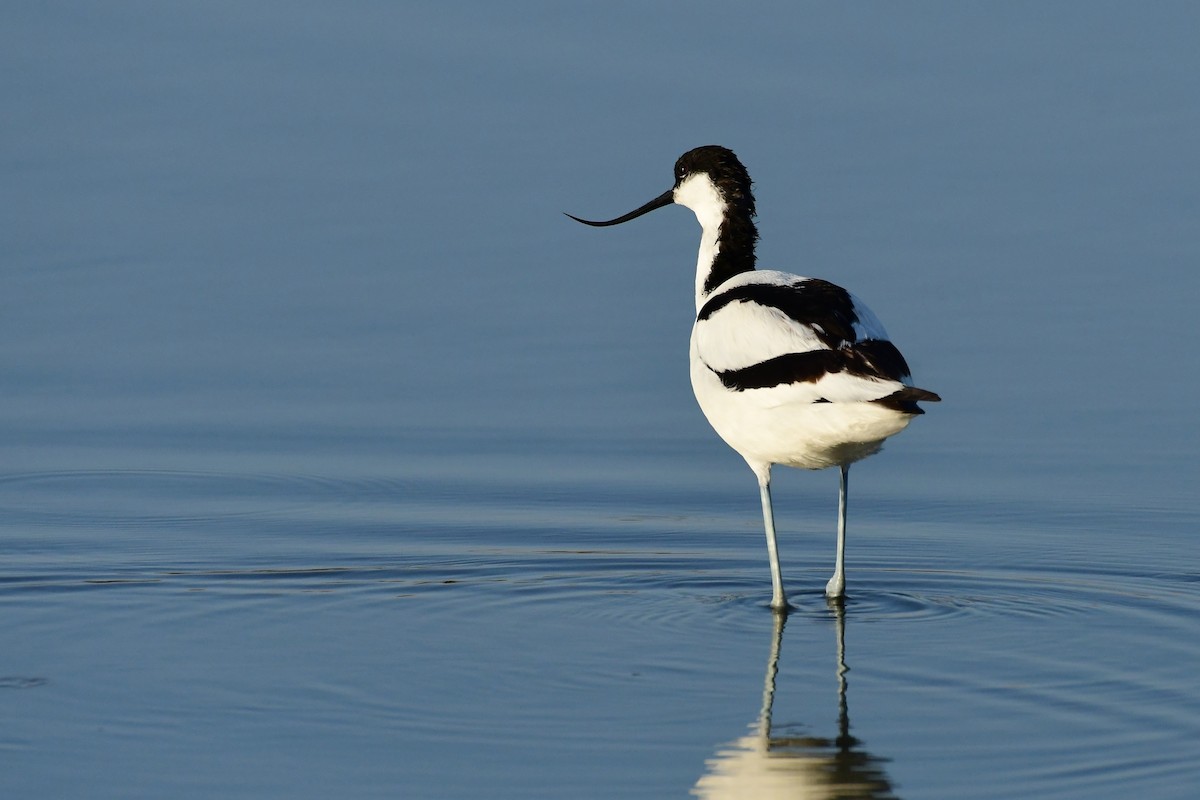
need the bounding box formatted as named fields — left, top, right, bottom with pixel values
left=692, top=602, right=897, bottom=799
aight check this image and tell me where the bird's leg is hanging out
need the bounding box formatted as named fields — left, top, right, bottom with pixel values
left=825, top=465, right=850, bottom=598
left=754, top=464, right=788, bottom=611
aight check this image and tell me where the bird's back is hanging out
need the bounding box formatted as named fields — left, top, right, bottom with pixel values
left=689, top=270, right=937, bottom=470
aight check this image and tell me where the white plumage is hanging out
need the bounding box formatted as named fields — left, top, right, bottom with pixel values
left=569, top=145, right=938, bottom=610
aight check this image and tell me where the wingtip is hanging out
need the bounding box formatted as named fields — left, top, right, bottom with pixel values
left=872, top=386, right=941, bottom=414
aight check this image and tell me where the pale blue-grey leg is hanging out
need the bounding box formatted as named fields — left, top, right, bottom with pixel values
left=753, top=463, right=788, bottom=611
left=825, top=464, right=850, bottom=598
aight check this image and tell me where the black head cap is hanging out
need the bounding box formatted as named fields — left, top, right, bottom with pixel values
left=673, top=145, right=755, bottom=216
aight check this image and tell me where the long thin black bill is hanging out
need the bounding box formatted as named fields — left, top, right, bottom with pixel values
left=565, top=188, right=674, bottom=227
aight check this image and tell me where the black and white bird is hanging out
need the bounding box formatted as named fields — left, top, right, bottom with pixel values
left=568, top=145, right=939, bottom=610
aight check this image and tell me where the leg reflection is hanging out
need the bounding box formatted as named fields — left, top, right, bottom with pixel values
left=692, top=601, right=897, bottom=799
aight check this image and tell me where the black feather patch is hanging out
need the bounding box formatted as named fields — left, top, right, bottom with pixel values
left=853, top=340, right=912, bottom=382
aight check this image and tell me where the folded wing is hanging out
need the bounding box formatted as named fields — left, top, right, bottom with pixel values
left=694, top=272, right=939, bottom=411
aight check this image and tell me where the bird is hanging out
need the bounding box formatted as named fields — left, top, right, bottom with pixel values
left=567, top=145, right=939, bottom=611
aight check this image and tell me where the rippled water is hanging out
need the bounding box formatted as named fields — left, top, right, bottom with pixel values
left=4, top=439, right=1197, bottom=798
left=4, top=3, right=1199, bottom=798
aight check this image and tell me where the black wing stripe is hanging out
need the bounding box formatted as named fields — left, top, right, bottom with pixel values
left=712, top=339, right=911, bottom=391
left=715, top=350, right=845, bottom=390
left=697, top=279, right=859, bottom=349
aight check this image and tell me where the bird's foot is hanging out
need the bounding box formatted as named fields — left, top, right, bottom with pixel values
left=769, top=588, right=792, bottom=613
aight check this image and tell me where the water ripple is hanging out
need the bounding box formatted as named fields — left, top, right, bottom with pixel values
left=5, top=542, right=1194, bottom=630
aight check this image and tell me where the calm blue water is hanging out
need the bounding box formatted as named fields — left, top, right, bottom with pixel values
left=3, top=2, right=1199, bottom=798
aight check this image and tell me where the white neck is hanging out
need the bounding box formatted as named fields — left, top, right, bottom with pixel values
left=673, top=174, right=728, bottom=312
